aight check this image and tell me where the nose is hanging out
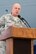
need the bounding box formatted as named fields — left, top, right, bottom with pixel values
left=16, top=8, right=19, bottom=11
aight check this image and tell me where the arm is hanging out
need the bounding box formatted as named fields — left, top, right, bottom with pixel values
left=0, top=14, right=13, bottom=40
left=0, top=15, right=5, bottom=27
left=0, top=26, right=11, bottom=41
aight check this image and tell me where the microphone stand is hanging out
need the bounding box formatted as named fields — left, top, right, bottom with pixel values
left=18, top=15, right=31, bottom=28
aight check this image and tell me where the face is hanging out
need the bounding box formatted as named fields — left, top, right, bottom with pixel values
left=11, top=3, right=21, bottom=17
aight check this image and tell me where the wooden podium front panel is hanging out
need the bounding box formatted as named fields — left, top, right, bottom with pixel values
left=11, top=27, right=36, bottom=38
left=13, top=38, right=31, bottom=54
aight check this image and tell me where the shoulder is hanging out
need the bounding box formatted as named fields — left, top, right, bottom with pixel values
left=0, top=13, right=11, bottom=19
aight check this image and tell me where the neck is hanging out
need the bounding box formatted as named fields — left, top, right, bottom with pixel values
left=11, top=12, right=18, bottom=17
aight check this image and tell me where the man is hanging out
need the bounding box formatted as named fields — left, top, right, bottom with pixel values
left=0, top=3, right=27, bottom=54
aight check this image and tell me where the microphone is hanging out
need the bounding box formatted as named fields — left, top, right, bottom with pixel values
left=18, top=15, right=31, bottom=28
left=18, top=15, right=21, bottom=18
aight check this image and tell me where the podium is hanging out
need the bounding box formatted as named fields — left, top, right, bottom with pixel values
left=0, top=26, right=36, bottom=54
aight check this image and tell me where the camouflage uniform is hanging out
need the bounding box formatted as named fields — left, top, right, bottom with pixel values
left=0, top=14, right=27, bottom=54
